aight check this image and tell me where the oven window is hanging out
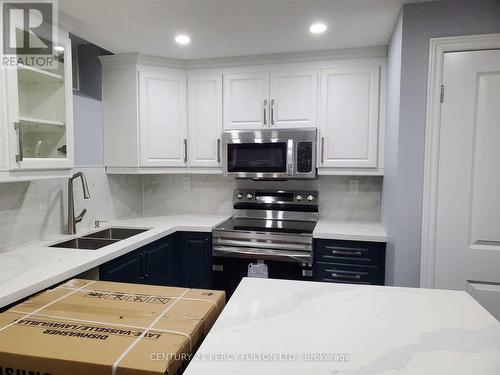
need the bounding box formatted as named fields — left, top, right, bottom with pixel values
left=227, top=143, right=287, bottom=172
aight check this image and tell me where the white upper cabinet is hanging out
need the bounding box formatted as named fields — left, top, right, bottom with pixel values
left=319, top=66, right=380, bottom=169
left=223, top=72, right=269, bottom=129
left=223, top=70, right=318, bottom=130
left=101, top=55, right=222, bottom=173
left=139, top=71, right=186, bottom=167
left=0, top=30, right=74, bottom=180
left=100, top=55, right=188, bottom=172
left=188, top=75, right=223, bottom=168
left=101, top=53, right=385, bottom=175
left=269, top=70, right=317, bottom=128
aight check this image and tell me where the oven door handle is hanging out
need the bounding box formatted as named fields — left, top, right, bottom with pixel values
left=215, top=238, right=311, bottom=251
left=213, top=245, right=312, bottom=264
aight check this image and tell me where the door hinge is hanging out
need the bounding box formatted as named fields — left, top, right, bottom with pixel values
left=440, top=84, right=444, bottom=103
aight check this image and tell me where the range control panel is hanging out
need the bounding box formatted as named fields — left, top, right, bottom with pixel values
left=233, top=190, right=318, bottom=205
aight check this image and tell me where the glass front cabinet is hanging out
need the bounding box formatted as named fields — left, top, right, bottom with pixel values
left=0, top=30, right=74, bottom=181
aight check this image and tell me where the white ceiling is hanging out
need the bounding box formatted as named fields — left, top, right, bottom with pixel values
left=59, top=0, right=422, bottom=60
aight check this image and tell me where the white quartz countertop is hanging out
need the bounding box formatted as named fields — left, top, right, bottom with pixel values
left=313, top=220, right=387, bottom=242
left=0, top=215, right=387, bottom=308
left=185, top=278, right=500, bottom=375
left=0, top=214, right=230, bottom=308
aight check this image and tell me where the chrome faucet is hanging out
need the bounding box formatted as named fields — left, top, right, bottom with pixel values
left=67, top=172, right=91, bottom=235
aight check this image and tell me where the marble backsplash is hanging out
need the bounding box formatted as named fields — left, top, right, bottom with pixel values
left=0, top=167, right=142, bottom=250
left=142, top=174, right=382, bottom=221
left=1, top=171, right=382, bottom=250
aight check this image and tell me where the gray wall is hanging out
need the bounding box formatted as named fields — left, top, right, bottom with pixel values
left=73, top=95, right=104, bottom=167
left=381, top=12, right=402, bottom=286
left=71, top=36, right=111, bottom=167
left=382, top=0, right=500, bottom=287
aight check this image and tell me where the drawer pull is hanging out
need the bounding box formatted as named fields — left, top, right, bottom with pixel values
left=331, top=273, right=361, bottom=280
left=331, top=250, right=362, bottom=257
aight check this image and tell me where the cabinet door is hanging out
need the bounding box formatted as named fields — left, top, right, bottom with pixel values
left=139, top=71, right=187, bottom=167
left=223, top=72, right=269, bottom=129
left=0, top=71, right=8, bottom=171
left=269, top=70, right=317, bottom=128
left=181, top=232, right=212, bottom=289
left=319, top=66, right=380, bottom=168
left=145, top=235, right=180, bottom=286
left=99, top=251, right=144, bottom=284
left=5, top=32, right=74, bottom=170
left=187, top=75, right=223, bottom=167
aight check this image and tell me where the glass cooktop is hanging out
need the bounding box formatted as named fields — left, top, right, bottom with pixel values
left=215, top=217, right=316, bottom=235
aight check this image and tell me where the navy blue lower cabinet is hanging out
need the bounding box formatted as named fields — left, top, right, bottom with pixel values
left=100, top=249, right=144, bottom=284
left=180, top=232, right=213, bottom=289
left=313, top=239, right=386, bottom=285
left=143, top=234, right=181, bottom=286
left=99, top=234, right=180, bottom=286
left=99, top=232, right=213, bottom=289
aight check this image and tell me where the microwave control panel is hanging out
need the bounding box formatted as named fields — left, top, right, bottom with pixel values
left=296, top=142, right=313, bottom=173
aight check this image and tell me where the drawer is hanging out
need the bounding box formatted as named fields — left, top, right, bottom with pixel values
left=314, top=262, right=384, bottom=285
left=314, top=239, right=385, bottom=267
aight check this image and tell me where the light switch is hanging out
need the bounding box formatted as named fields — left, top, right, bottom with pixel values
left=349, top=178, right=359, bottom=195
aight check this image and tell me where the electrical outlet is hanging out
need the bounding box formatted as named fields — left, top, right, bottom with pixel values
left=349, top=178, right=359, bottom=195
left=182, top=177, right=191, bottom=190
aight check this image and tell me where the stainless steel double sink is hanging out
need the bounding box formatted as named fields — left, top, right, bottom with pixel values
left=49, top=227, right=150, bottom=250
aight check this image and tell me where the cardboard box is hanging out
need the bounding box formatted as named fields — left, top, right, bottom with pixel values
left=0, top=279, right=225, bottom=375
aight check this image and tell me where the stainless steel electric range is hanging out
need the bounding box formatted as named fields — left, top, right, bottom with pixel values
left=212, top=189, right=318, bottom=297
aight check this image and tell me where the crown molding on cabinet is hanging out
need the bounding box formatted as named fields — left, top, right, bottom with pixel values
left=99, top=46, right=387, bottom=71
left=184, top=45, right=387, bottom=69
left=99, top=53, right=185, bottom=70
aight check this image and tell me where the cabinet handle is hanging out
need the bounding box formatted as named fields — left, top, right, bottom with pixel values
left=331, top=250, right=362, bottom=257
left=270, top=99, right=275, bottom=126
left=320, top=137, right=325, bottom=164
left=331, top=273, right=361, bottom=281
left=14, top=122, right=23, bottom=162
left=183, top=139, right=188, bottom=163
left=217, top=138, right=221, bottom=164
left=263, top=99, right=268, bottom=126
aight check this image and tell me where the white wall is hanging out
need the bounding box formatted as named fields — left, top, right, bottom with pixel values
left=383, top=0, right=500, bottom=287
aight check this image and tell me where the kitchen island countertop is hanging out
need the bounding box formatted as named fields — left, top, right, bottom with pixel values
left=185, top=277, right=500, bottom=375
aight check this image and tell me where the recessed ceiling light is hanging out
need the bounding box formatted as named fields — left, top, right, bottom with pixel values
left=309, top=23, right=327, bottom=34
left=175, top=34, right=191, bottom=45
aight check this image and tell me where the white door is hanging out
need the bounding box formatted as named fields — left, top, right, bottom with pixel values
left=187, top=75, right=223, bottom=168
left=319, top=66, right=380, bottom=168
left=139, top=71, right=186, bottom=167
left=269, top=70, right=317, bottom=128
left=223, top=72, right=269, bottom=129
left=434, top=50, right=500, bottom=320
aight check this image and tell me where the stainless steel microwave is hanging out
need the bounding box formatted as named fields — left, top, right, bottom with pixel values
left=221, top=128, right=317, bottom=179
